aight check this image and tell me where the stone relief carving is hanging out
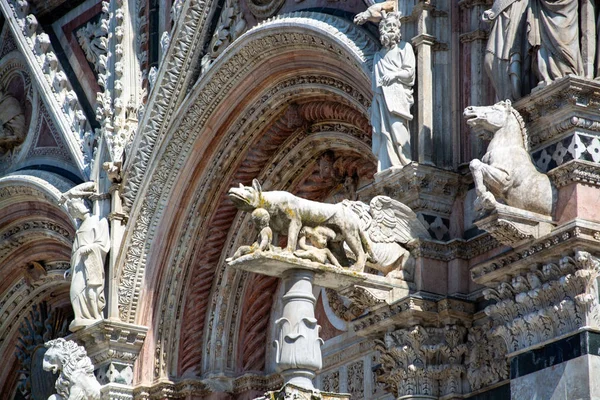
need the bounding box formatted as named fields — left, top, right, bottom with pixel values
left=465, top=100, right=555, bottom=244
left=76, top=17, right=109, bottom=74
left=15, top=302, right=69, bottom=400
left=376, top=325, right=468, bottom=398
left=483, top=251, right=600, bottom=353
left=43, top=338, right=101, bottom=400
left=355, top=10, right=415, bottom=172
left=60, top=182, right=110, bottom=332
left=483, top=0, right=592, bottom=100
left=466, top=321, right=508, bottom=391
left=5, top=0, right=95, bottom=167
left=201, top=0, right=247, bottom=74
left=0, top=90, right=26, bottom=153
left=228, top=179, right=429, bottom=274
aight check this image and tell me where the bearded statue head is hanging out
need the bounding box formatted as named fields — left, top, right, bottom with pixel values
left=379, top=11, right=402, bottom=48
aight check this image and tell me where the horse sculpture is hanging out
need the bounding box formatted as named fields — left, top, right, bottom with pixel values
left=464, top=100, right=553, bottom=216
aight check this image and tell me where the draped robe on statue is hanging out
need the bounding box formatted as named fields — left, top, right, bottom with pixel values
left=485, top=0, right=584, bottom=100
left=371, top=41, right=415, bottom=171
left=69, top=214, right=110, bottom=331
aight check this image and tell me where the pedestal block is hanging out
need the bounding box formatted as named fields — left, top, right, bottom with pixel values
left=256, top=382, right=350, bottom=400
left=69, top=319, right=148, bottom=400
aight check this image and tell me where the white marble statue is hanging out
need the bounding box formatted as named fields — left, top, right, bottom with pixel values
left=464, top=100, right=553, bottom=215
left=355, top=9, right=415, bottom=172
left=484, top=0, right=584, bottom=100
left=42, top=338, right=101, bottom=400
left=60, top=182, right=110, bottom=332
left=228, top=180, right=429, bottom=274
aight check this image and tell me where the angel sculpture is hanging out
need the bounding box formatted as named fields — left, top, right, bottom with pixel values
left=228, top=180, right=430, bottom=274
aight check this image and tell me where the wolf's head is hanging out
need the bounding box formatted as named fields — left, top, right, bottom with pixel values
left=228, top=179, right=263, bottom=212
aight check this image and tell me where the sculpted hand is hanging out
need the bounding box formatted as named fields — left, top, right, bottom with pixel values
left=353, top=12, right=368, bottom=25
left=80, top=246, right=93, bottom=255
left=380, top=74, right=397, bottom=85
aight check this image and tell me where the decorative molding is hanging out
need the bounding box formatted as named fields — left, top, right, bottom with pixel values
left=351, top=296, right=474, bottom=336
left=482, top=251, right=600, bottom=354
left=548, top=159, right=600, bottom=188
left=471, top=220, right=600, bottom=283
left=1, top=0, right=95, bottom=174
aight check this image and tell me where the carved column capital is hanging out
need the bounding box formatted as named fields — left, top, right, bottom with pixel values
left=482, top=251, right=600, bottom=354
left=376, top=324, right=469, bottom=398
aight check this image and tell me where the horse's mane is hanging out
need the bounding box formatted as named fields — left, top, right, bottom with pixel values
left=509, top=106, right=528, bottom=152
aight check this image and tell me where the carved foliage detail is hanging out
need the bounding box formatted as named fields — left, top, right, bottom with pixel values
left=466, top=321, right=509, bottom=391
left=483, top=251, right=600, bottom=353
left=376, top=325, right=468, bottom=398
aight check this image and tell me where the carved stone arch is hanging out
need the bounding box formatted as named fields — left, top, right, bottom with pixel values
left=0, top=174, right=75, bottom=391
left=121, top=13, right=378, bottom=389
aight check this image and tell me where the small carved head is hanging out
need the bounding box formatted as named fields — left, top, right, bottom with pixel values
left=42, top=339, right=67, bottom=374
left=250, top=207, right=270, bottom=229
left=379, top=11, right=402, bottom=48
left=228, top=179, right=263, bottom=212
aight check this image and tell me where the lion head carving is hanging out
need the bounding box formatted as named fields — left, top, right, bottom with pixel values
left=43, top=338, right=101, bottom=400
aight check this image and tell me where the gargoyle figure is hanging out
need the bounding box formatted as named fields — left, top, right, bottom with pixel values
left=228, top=179, right=429, bottom=274
left=464, top=100, right=553, bottom=215
left=42, top=338, right=101, bottom=400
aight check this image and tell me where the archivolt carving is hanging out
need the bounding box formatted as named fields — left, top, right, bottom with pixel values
left=118, top=13, right=376, bottom=330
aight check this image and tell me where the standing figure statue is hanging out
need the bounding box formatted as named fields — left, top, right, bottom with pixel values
left=60, top=182, right=110, bottom=332
left=483, top=0, right=584, bottom=100
left=355, top=9, right=415, bottom=172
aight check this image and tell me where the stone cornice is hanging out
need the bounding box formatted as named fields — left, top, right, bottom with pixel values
left=515, top=76, right=600, bottom=150
left=548, top=159, right=600, bottom=188
left=351, top=295, right=475, bottom=336
left=471, top=219, right=600, bottom=285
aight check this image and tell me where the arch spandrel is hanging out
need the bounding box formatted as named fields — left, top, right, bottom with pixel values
left=121, top=12, right=379, bottom=388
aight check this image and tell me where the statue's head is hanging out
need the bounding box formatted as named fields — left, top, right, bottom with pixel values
left=463, top=99, right=513, bottom=135
left=379, top=11, right=402, bottom=48
left=63, top=197, right=90, bottom=220
left=251, top=207, right=270, bottom=228
left=42, top=338, right=67, bottom=374
left=228, top=179, right=263, bottom=212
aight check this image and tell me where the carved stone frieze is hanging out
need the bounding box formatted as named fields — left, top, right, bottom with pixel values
left=548, top=159, right=600, bottom=188
left=471, top=220, right=600, bottom=283
left=133, top=379, right=211, bottom=400
left=358, top=163, right=463, bottom=240
left=2, top=0, right=94, bottom=171
left=407, top=234, right=502, bottom=262
left=376, top=325, right=468, bottom=397
left=481, top=251, right=600, bottom=354
left=516, top=76, right=600, bottom=150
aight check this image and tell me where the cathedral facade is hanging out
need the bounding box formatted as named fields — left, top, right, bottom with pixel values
left=1, top=0, right=600, bottom=399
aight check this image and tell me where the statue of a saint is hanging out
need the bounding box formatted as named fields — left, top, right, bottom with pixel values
left=60, top=182, right=110, bottom=332
left=484, top=0, right=584, bottom=100
left=369, top=11, right=415, bottom=172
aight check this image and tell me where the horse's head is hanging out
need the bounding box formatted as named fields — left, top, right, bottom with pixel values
left=464, top=100, right=512, bottom=139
